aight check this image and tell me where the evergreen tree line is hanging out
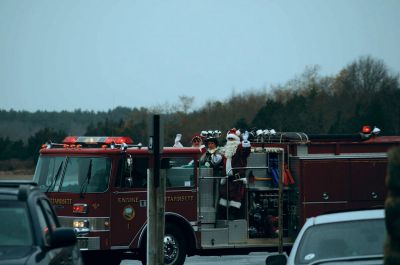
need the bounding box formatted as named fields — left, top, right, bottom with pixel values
left=1, top=56, right=399, bottom=168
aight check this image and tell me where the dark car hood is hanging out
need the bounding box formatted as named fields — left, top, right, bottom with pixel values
left=0, top=246, right=35, bottom=264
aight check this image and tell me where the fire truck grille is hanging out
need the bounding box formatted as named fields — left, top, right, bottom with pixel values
left=58, top=216, right=110, bottom=231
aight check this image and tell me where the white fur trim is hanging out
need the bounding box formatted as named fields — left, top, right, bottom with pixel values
left=226, top=157, right=232, bottom=176
left=219, top=198, right=228, bottom=207
left=241, top=140, right=251, bottom=148
left=227, top=133, right=240, bottom=141
left=229, top=200, right=241, bottom=208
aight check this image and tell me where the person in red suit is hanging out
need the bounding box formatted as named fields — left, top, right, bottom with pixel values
left=218, top=128, right=251, bottom=219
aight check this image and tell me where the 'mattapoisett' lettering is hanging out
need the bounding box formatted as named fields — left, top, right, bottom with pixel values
left=166, top=195, right=194, bottom=202
left=50, top=198, right=72, bottom=205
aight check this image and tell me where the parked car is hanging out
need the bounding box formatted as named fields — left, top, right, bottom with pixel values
left=0, top=180, right=83, bottom=265
left=266, top=209, right=385, bottom=265
left=303, top=255, right=383, bottom=265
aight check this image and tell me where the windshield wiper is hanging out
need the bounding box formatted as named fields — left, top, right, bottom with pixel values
left=80, top=159, right=92, bottom=198
left=46, top=161, right=64, bottom=192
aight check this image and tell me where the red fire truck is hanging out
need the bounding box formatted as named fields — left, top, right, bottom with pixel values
left=32, top=127, right=400, bottom=265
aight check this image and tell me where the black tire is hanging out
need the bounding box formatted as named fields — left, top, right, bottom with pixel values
left=164, top=223, right=187, bottom=265
left=140, top=223, right=187, bottom=265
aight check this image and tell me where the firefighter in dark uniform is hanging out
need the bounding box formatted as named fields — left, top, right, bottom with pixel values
left=200, top=137, right=223, bottom=172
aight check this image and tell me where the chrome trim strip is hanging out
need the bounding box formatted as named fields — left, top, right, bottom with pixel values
left=295, top=153, right=387, bottom=160
left=113, top=190, right=146, bottom=194
left=166, top=189, right=195, bottom=192
left=134, top=222, right=148, bottom=249
left=111, top=246, right=129, bottom=250
left=303, top=201, right=348, bottom=204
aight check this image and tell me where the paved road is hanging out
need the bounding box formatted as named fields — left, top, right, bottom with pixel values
left=120, top=252, right=269, bottom=265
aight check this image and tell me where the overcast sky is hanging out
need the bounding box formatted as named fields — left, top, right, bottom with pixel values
left=1, top=0, right=399, bottom=112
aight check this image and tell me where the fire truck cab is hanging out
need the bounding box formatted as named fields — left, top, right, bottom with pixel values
left=32, top=129, right=400, bottom=265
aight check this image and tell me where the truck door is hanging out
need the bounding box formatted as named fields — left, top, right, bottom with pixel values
left=163, top=156, right=198, bottom=221
left=110, top=156, right=149, bottom=247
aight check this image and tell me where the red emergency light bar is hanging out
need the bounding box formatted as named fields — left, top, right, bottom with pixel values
left=362, top=126, right=372, bottom=134
left=63, top=136, right=134, bottom=145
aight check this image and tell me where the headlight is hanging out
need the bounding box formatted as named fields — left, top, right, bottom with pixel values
left=73, top=219, right=90, bottom=234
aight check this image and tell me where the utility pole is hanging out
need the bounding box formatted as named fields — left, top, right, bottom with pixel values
left=147, top=114, right=165, bottom=265
left=278, top=148, right=284, bottom=254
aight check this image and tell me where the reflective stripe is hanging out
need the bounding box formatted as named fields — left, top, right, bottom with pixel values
left=219, top=198, right=241, bottom=208
left=219, top=198, right=228, bottom=206
left=229, top=200, right=241, bottom=209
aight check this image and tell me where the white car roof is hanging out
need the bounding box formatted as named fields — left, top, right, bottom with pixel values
left=310, top=209, right=384, bottom=225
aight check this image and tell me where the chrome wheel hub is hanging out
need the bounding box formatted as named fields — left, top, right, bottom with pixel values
left=164, top=234, right=179, bottom=264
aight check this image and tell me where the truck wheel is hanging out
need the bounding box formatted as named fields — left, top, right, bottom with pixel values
left=140, top=223, right=187, bottom=265
left=164, top=223, right=187, bottom=265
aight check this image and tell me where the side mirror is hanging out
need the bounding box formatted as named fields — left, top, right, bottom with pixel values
left=265, top=253, right=287, bottom=265
left=50, top=228, right=77, bottom=249
left=127, top=156, right=133, bottom=167
left=126, top=156, right=133, bottom=174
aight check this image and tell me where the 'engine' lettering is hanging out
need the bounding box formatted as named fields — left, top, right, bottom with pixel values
left=117, top=197, right=140, bottom=203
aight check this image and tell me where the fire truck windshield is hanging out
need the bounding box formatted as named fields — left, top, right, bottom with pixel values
left=33, top=156, right=111, bottom=193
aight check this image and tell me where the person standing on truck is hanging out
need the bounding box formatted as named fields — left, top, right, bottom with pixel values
left=218, top=128, right=251, bottom=219
left=200, top=136, right=223, bottom=172
left=173, top=133, right=206, bottom=153
left=190, top=134, right=206, bottom=153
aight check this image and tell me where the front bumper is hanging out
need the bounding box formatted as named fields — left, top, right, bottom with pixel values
left=59, top=216, right=109, bottom=251
left=77, top=236, right=101, bottom=250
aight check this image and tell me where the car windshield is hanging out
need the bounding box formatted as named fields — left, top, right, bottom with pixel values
left=295, top=218, right=385, bottom=264
left=0, top=201, right=33, bottom=246
left=33, top=155, right=111, bottom=193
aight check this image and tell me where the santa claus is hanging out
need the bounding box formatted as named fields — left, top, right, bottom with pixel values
left=218, top=128, right=251, bottom=219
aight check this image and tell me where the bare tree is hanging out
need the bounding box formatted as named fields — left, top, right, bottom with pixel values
left=179, top=95, right=195, bottom=114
